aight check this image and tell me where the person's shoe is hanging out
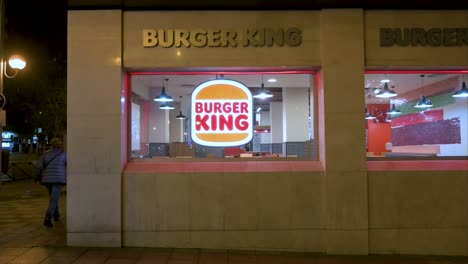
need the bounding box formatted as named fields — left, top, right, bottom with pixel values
left=44, top=219, right=53, bottom=227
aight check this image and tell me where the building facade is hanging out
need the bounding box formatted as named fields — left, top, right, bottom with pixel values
left=67, top=9, right=468, bottom=255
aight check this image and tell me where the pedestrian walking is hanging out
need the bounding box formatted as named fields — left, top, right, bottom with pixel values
left=34, top=138, right=67, bottom=227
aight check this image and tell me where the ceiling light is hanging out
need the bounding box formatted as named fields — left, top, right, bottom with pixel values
left=386, top=104, right=401, bottom=115
left=176, top=111, right=188, bottom=119
left=253, top=75, right=274, bottom=99
left=267, top=78, right=277, bottom=83
left=154, top=77, right=174, bottom=102
left=375, top=83, right=397, bottom=98
left=414, top=96, right=433, bottom=108
left=453, top=79, right=468, bottom=98
left=414, top=75, right=433, bottom=108
left=256, top=107, right=262, bottom=112
left=176, top=96, right=188, bottom=119
left=159, top=103, right=175, bottom=110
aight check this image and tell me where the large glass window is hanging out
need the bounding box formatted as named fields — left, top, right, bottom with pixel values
left=130, top=72, right=315, bottom=160
left=365, top=72, right=468, bottom=159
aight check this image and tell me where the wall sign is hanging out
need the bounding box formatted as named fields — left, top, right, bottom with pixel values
left=380, top=28, right=468, bottom=47
left=143, top=28, right=302, bottom=48
left=191, top=79, right=253, bottom=147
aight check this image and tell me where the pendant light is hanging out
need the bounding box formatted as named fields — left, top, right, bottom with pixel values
left=375, top=82, right=397, bottom=98
left=176, top=96, right=188, bottom=119
left=365, top=107, right=376, bottom=120
left=159, top=102, right=175, bottom=110
left=253, top=75, right=273, bottom=99
left=453, top=75, right=468, bottom=98
left=386, top=104, right=401, bottom=115
left=154, top=77, right=174, bottom=102
left=414, top=75, right=433, bottom=108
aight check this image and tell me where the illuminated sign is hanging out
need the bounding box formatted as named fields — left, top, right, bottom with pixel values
left=143, top=28, right=302, bottom=48
left=191, top=79, right=253, bottom=147
left=380, top=28, right=468, bottom=47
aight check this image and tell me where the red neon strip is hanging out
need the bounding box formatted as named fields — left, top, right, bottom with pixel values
left=125, top=161, right=324, bottom=173
left=129, top=70, right=316, bottom=76
left=368, top=160, right=468, bottom=171
left=365, top=70, right=468, bottom=74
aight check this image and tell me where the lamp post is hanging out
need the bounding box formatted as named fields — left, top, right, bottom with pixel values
left=0, top=0, right=26, bottom=176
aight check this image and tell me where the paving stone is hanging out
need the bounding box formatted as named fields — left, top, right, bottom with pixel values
left=39, top=256, right=78, bottom=264
left=50, top=247, right=87, bottom=257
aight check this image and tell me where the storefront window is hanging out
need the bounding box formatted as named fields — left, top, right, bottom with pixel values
left=365, top=72, right=468, bottom=159
left=130, top=72, right=315, bottom=160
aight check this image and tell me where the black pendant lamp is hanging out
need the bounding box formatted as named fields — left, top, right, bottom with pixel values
left=154, top=77, right=174, bottom=102
left=176, top=111, right=188, bottom=119
left=414, top=75, right=433, bottom=108
left=376, top=82, right=397, bottom=98
left=253, top=75, right=273, bottom=99
left=176, top=96, right=188, bottom=119
left=386, top=104, right=401, bottom=115
left=453, top=75, right=468, bottom=98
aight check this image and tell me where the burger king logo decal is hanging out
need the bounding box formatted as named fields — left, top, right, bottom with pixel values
left=191, top=79, right=253, bottom=147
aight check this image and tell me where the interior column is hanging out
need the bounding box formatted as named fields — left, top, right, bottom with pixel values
left=282, top=87, right=310, bottom=157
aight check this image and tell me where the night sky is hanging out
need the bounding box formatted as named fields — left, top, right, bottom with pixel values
left=4, top=0, right=67, bottom=91
left=2, top=0, right=67, bottom=135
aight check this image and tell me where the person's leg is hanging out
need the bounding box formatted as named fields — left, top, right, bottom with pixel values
left=54, top=192, right=61, bottom=221
left=44, top=184, right=63, bottom=227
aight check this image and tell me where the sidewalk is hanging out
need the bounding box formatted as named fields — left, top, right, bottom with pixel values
left=1, top=180, right=468, bottom=264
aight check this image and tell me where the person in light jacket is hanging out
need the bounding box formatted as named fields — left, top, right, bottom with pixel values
left=35, top=138, right=67, bottom=227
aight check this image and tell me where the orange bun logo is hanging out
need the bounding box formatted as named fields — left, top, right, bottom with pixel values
left=191, top=79, right=253, bottom=147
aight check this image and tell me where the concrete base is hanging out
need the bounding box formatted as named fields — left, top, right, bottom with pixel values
left=67, top=232, right=121, bottom=247
left=124, top=230, right=322, bottom=252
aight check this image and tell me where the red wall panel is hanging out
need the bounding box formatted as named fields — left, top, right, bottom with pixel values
left=391, top=118, right=461, bottom=146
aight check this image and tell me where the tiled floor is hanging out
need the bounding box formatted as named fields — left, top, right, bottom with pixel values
left=1, top=178, right=468, bottom=263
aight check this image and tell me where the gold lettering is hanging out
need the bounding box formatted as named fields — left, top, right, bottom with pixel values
left=242, top=29, right=258, bottom=47
left=207, top=30, right=221, bottom=47
left=257, top=28, right=265, bottom=46
left=174, top=29, right=190, bottom=47
left=158, top=29, right=174, bottom=47
left=143, top=28, right=303, bottom=48
left=190, top=29, right=207, bottom=47
left=285, top=27, right=302, bottom=46
left=266, top=28, right=284, bottom=46
left=143, top=29, right=157, bottom=47
left=221, top=30, right=237, bottom=47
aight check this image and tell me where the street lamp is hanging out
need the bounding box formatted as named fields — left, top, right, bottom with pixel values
left=0, top=0, right=27, bottom=177
left=0, top=54, right=26, bottom=178
left=4, top=55, right=26, bottom=78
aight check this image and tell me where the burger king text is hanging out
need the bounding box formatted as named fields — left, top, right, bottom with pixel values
left=194, top=101, right=249, bottom=132
left=143, top=28, right=302, bottom=48
left=191, top=79, right=253, bottom=147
